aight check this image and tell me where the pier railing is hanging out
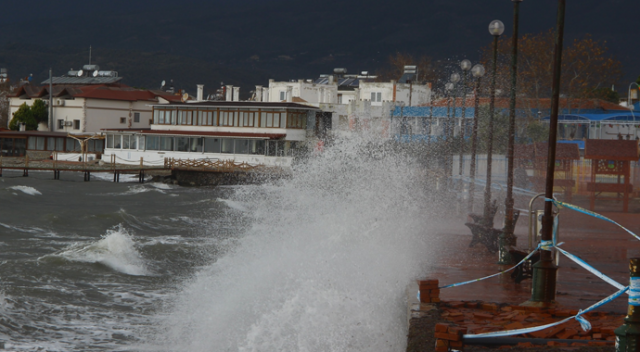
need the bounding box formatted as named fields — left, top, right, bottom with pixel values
left=164, top=157, right=265, bottom=172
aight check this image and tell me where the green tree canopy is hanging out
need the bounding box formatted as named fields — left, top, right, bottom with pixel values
left=9, top=102, right=38, bottom=131
left=31, top=99, right=48, bottom=123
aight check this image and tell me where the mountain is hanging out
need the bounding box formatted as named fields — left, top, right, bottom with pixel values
left=1, top=0, right=637, bottom=96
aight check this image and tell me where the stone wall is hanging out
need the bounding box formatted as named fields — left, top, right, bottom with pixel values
left=170, top=170, right=287, bottom=187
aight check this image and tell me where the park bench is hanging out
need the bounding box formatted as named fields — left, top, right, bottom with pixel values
left=465, top=201, right=519, bottom=253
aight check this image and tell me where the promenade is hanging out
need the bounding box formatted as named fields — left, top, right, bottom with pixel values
left=425, top=195, right=640, bottom=313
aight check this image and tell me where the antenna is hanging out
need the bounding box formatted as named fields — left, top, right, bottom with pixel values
left=89, top=45, right=92, bottom=65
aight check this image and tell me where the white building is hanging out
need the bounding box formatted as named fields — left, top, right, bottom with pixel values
left=9, top=84, right=180, bottom=133
left=103, top=101, right=320, bottom=168
left=261, top=68, right=431, bottom=138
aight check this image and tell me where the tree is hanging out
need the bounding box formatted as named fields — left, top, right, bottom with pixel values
left=588, top=87, right=619, bottom=103
left=9, top=102, right=37, bottom=131
left=479, top=30, right=623, bottom=144
left=375, top=53, right=446, bottom=87
left=31, top=99, right=48, bottom=124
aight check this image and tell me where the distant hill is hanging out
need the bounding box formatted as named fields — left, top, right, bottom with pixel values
left=1, top=0, right=637, bottom=96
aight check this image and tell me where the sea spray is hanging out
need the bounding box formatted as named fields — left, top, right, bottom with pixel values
left=150, top=133, right=443, bottom=351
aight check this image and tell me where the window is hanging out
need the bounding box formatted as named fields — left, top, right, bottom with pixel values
left=204, top=138, right=221, bottom=153
left=175, top=137, right=189, bottom=152
left=338, top=94, right=343, bottom=104
left=46, top=137, right=55, bottom=151
left=36, top=137, right=45, bottom=150
left=146, top=136, right=159, bottom=150
left=66, top=138, right=80, bottom=152
left=58, top=119, right=64, bottom=129
left=221, top=139, right=234, bottom=153
left=123, top=135, right=130, bottom=149
left=370, top=92, right=382, bottom=102
left=28, top=136, right=36, bottom=149
left=131, top=136, right=137, bottom=150
left=74, top=120, right=80, bottom=130
left=189, top=138, right=203, bottom=152
left=120, top=117, right=127, bottom=124
left=106, top=135, right=113, bottom=149
left=133, top=112, right=140, bottom=123
left=114, top=135, right=122, bottom=149
left=56, top=138, right=64, bottom=151
left=280, top=91, right=285, bottom=101
left=235, top=139, right=250, bottom=154
left=159, top=137, right=173, bottom=151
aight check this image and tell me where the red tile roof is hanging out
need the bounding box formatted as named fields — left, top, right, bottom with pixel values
left=10, top=84, right=181, bottom=103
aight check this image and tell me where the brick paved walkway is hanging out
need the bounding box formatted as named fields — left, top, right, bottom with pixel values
left=425, top=202, right=640, bottom=314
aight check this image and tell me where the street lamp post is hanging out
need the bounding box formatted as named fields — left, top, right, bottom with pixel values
left=450, top=73, right=461, bottom=179
left=445, top=82, right=455, bottom=177
left=503, top=0, right=523, bottom=264
left=468, top=64, right=485, bottom=212
left=629, top=82, right=640, bottom=109
left=483, top=19, right=505, bottom=227
left=525, top=0, right=566, bottom=307
left=459, top=60, right=472, bottom=196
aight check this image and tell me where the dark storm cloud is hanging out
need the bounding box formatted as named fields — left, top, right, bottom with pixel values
left=1, top=0, right=637, bottom=87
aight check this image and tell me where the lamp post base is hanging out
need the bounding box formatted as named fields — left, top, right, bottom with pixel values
left=521, top=259, right=558, bottom=307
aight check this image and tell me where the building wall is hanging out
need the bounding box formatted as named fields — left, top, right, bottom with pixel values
left=151, top=124, right=307, bottom=141
left=84, top=99, right=152, bottom=132
left=267, top=80, right=338, bottom=105
left=358, top=82, right=431, bottom=107
left=9, top=97, right=154, bottom=133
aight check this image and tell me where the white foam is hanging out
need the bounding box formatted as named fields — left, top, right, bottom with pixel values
left=9, top=186, right=42, bottom=195
left=44, top=225, right=149, bottom=276
left=218, top=198, right=250, bottom=212
left=151, top=182, right=174, bottom=190
left=150, top=133, right=438, bottom=351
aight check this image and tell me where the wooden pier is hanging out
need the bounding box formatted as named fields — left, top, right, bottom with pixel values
left=0, top=155, right=167, bottom=183
left=0, top=155, right=278, bottom=184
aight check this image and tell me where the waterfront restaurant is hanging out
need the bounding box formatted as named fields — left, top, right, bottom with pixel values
left=103, top=101, right=320, bottom=168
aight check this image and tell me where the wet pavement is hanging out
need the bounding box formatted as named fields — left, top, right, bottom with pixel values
left=426, top=195, right=640, bottom=314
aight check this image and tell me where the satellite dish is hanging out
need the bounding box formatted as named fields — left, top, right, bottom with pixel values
left=77, top=69, right=84, bottom=77
left=161, top=80, right=166, bottom=88
left=181, top=93, right=189, bottom=102
left=93, top=70, right=98, bottom=77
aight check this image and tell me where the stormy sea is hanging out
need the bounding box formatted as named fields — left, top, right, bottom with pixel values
left=0, top=135, right=442, bottom=351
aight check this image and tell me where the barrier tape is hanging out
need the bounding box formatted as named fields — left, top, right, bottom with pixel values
left=463, top=286, right=629, bottom=339
left=422, top=198, right=635, bottom=339
left=631, top=277, right=640, bottom=306
left=545, top=198, right=640, bottom=242
left=555, top=246, right=624, bottom=290
left=437, top=245, right=541, bottom=290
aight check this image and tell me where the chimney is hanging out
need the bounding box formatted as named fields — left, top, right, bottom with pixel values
left=318, top=87, right=324, bottom=104
left=328, top=75, right=334, bottom=84
left=226, top=85, right=233, bottom=101
left=233, top=87, right=240, bottom=101
left=286, top=86, right=293, bottom=103
left=197, top=84, right=204, bottom=101
left=262, top=87, right=269, bottom=102
left=255, top=85, right=263, bottom=102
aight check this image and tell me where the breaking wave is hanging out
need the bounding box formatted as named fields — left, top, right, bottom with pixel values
left=149, top=133, right=439, bottom=351
left=42, top=225, right=149, bottom=276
